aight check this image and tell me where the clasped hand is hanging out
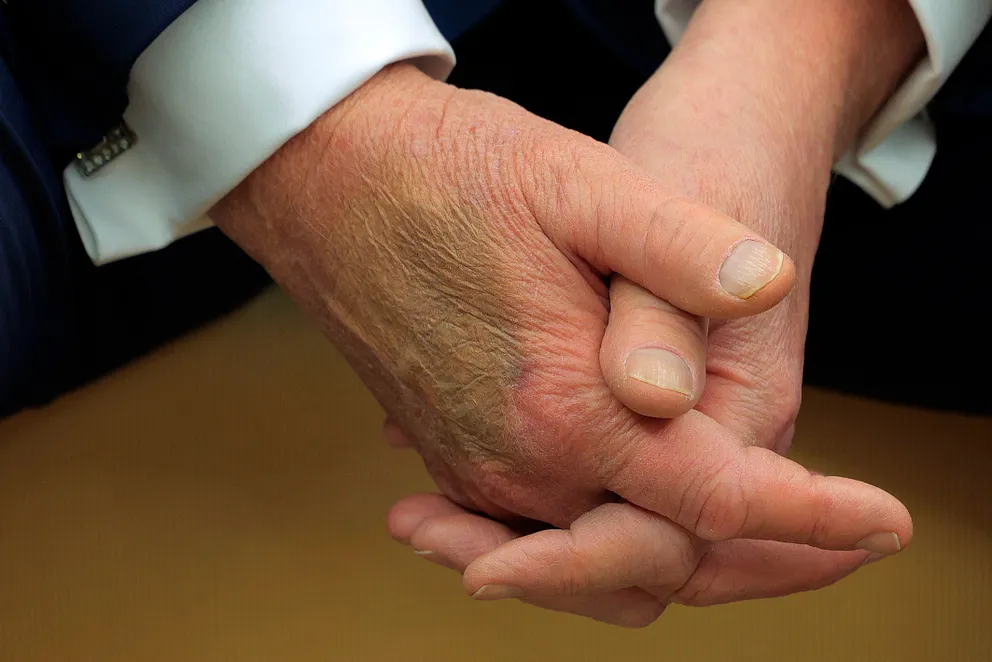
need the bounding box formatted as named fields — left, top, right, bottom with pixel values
left=212, top=62, right=912, bottom=627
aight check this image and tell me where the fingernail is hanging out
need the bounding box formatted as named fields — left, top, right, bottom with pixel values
left=625, top=348, right=693, bottom=396
left=719, top=240, right=785, bottom=299
left=472, top=584, right=525, bottom=601
left=413, top=550, right=434, bottom=557
left=855, top=532, right=902, bottom=556
left=861, top=552, right=886, bottom=566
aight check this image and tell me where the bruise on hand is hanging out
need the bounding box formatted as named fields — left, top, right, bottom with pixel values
left=212, top=97, right=538, bottom=507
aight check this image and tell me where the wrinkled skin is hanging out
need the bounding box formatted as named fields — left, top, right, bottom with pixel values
left=386, top=71, right=836, bottom=625
left=383, top=0, right=924, bottom=626
left=212, top=63, right=912, bottom=626
left=381, top=73, right=862, bottom=625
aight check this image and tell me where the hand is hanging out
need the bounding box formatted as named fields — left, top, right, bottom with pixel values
left=387, top=0, right=924, bottom=625
left=382, top=89, right=882, bottom=625
left=211, top=61, right=909, bottom=582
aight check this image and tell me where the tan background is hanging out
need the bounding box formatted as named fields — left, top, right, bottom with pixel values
left=1, top=289, right=989, bottom=661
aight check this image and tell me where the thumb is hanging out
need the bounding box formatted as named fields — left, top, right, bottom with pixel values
left=533, top=142, right=795, bottom=319
left=600, top=276, right=708, bottom=418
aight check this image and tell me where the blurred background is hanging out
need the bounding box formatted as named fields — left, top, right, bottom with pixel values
left=1, top=2, right=990, bottom=660
left=1, top=289, right=989, bottom=661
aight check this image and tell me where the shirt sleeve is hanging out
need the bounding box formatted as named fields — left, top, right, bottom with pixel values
left=64, top=0, right=455, bottom=265
left=656, top=0, right=992, bottom=208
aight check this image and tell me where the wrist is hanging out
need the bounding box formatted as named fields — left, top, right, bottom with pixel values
left=211, top=62, right=447, bottom=255
left=612, top=0, right=924, bottom=269
left=668, top=0, right=924, bottom=162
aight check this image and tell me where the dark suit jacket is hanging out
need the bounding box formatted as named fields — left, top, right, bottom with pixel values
left=0, top=0, right=268, bottom=416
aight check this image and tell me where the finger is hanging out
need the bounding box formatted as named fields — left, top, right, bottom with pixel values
left=540, top=146, right=796, bottom=318
left=388, top=494, right=664, bottom=627
left=673, top=539, right=867, bottom=607
left=383, top=419, right=415, bottom=449
left=388, top=493, right=473, bottom=546
left=411, top=511, right=663, bottom=626
left=463, top=502, right=700, bottom=600
left=604, top=411, right=913, bottom=555
left=601, top=276, right=707, bottom=418
left=460, top=501, right=868, bottom=606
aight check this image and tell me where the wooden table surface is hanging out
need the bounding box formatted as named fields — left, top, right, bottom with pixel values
left=2, top=289, right=989, bottom=661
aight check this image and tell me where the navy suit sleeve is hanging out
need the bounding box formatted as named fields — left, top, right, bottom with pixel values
left=2, top=0, right=200, bottom=160
left=0, top=0, right=267, bottom=418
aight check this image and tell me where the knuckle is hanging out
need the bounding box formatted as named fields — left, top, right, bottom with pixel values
left=409, top=516, right=447, bottom=550
left=678, top=459, right=751, bottom=541
left=519, top=128, right=597, bottom=212
left=675, top=563, right=733, bottom=608
left=675, top=568, right=720, bottom=607
left=643, top=199, right=688, bottom=270
left=695, top=480, right=750, bottom=542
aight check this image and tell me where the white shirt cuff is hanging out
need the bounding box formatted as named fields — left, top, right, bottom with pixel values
left=65, top=0, right=455, bottom=265
left=656, top=0, right=992, bottom=208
